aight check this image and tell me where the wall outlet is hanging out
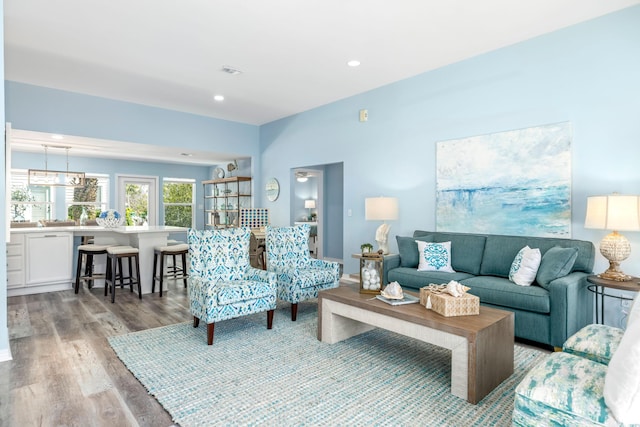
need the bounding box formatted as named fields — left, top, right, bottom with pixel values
left=621, top=299, right=632, bottom=308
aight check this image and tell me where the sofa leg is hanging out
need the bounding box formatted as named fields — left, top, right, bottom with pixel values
left=193, top=316, right=199, bottom=327
left=554, top=346, right=562, bottom=352
left=267, top=309, right=274, bottom=329
left=291, top=303, right=298, bottom=321
left=207, top=323, right=215, bottom=345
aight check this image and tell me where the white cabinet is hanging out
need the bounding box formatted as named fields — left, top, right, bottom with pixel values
left=25, top=233, right=74, bottom=285
left=8, top=231, right=74, bottom=296
left=6, top=233, right=25, bottom=289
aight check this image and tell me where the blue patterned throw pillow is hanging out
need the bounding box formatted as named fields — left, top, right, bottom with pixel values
left=416, top=241, right=455, bottom=273
left=509, top=246, right=541, bottom=286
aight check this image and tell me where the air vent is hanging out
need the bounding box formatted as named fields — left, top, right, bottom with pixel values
left=221, top=65, right=242, bottom=75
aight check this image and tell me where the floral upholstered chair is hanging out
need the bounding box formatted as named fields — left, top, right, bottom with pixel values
left=187, top=227, right=277, bottom=345
left=266, top=224, right=340, bottom=321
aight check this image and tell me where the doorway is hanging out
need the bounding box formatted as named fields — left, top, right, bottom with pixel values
left=116, top=175, right=158, bottom=225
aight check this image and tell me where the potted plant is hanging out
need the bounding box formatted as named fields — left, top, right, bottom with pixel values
left=360, top=243, right=374, bottom=254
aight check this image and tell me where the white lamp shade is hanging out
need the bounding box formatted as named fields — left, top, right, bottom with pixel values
left=585, top=194, right=640, bottom=231
left=365, top=197, right=399, bottom=221
left=304, top=199, right=316, bottom=209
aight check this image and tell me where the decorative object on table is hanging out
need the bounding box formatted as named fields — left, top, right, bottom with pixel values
left=360, top=242, right=373, bottom=254
left=304, top=199, right=316, bottom=220
left=375, top=292, right=420, bottom=305
left=436, top=121, right=572, bottom=237
left=96, top=209, right=125, bottom=228
left=240, top=208, right=269, bottom=228
left=359, top=253, right=383, bottom=294
left=380, top=281, right=404, bottom=299
left=226, top=160, right=238, bottom=177
left=420, top=281, right=479, bottom=317
left=584, top=193, right=640, bottom=281
left=265, top=178, right=280, bottom=202
left=365, top=196, right=399, bottom=255
left=28, top=145, right=86, bottom=187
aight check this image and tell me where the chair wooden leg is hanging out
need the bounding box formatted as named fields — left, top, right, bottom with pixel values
left=74, top=252, right=83, bottom=294
left=193, top=316, right=199, bottom=327
left=291, top=303, right=298, bottom=321
left=158, top=254, right=165, bottom=297
left=181, top=253, right=188, bottom=288
left=152, top=252, right=158, bottom=293
left=267, top=309, right=274, bottom=329
left=207, top=323, right=215, bottom=345
left=134, top=254, right=142, bottom=299
left=110, top=255, right=117, bottom=303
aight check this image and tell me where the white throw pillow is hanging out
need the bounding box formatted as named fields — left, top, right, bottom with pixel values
left=508, top=246, right=541, bottom=286
left=416, top=241, right=456, bottom=273
left=604, top=313, right=640, bottom=424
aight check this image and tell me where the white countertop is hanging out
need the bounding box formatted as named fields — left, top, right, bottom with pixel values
left=10, top=225, right=188, bottom=234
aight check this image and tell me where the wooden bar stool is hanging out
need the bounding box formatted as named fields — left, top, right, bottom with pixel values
left=74, top=244, right=113, bottom=293
left=105, top=246, right=141, bottom=303
left=152, top=243, right=189, bottom=297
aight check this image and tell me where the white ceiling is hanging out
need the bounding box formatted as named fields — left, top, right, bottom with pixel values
left=5, top=0, right=639, bottom=163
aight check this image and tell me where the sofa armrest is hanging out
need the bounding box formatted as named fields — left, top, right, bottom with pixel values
left=548, top=272, right=593, bottom=348
left=383, top=254, right=401, bottom=285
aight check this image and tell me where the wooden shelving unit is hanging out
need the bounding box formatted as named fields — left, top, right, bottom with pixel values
left=203, top=176, right=252, bottom=229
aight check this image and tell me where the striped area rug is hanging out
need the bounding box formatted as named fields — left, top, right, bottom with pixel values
left=108, top=300, right=547, bottom=427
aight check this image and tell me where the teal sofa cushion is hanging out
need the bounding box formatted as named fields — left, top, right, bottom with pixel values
left=480, top=235, right=594, bottom=278
left=387, top=267, right=474, bottom=290
left=462, top=276, right=550, bottom=314
left=413, top=231, right=486, bottom=275
left=396, top=235, right=433, bottom=268
left=536, top=246, right=579, bottom=289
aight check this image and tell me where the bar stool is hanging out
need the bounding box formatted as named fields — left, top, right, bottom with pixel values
left=152, top=243, right=189, bottom=296
left=75, top=244, right=113, bottom=293
left=105, top=246, right=141, bottom=303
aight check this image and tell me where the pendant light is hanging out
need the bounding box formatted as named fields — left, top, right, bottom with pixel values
left=28, top=145, right=86, bottom=187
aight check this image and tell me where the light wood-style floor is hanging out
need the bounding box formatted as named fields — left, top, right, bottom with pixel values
left=1, top=280, right=191, bottom=427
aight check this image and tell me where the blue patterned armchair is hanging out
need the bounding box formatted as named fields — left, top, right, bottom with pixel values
left=266, top=224, right=340, bottom=321
left=188, top=228, right=277, bottom=345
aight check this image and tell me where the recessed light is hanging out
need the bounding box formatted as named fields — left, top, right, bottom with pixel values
left=51, top=134, right=64, bottom=140
left=214, top=95, right=225, bottom=102
left=347, top=60, right=361, bottom=67
left=180, top=153, right=193, bottom=157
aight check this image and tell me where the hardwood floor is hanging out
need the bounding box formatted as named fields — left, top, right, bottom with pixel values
left=1, top=281, right=191, bottom=427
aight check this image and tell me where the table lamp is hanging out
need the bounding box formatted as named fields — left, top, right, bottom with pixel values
left=365, top=197, right=399, bottom=255
left=584, top=194, right=640, bottom=281
left=305, top=199, right=316, bottom=220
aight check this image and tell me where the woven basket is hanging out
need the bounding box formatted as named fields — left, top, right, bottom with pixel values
left=420, top=285, right=479, bottom=317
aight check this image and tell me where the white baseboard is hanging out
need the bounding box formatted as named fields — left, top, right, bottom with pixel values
left=0, top=347, right=12, bottom=363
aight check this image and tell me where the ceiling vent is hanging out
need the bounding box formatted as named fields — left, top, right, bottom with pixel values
left=221, top=65, right=242, bottom=75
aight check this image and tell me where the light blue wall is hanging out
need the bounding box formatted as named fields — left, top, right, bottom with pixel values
left=260, top=7, right=640, bottom=326
left=11, top=151, right=211, bottom=228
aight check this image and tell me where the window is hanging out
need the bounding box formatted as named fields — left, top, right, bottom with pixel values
left=163, top=178, right=195, bottom=227
left=65, top=174, right=110, bottom=223
left=10, top=170, right=53, bottom=222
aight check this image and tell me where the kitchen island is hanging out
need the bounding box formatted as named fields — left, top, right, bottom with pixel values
left=8, top=225, right=188, bottom=297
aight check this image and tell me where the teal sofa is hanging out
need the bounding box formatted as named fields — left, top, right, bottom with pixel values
left=383, top=230, right=596, bottom=348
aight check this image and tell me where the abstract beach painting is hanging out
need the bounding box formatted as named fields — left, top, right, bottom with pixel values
left=436, top=122, right=572, bottom=237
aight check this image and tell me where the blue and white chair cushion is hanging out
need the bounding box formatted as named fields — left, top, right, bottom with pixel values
left=562, top=323, right=625, bottom=365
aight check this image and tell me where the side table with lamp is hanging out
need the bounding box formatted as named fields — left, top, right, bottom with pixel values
left=584, top=193, right=640, bottom=324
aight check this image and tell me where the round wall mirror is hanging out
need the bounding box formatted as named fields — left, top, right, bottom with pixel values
left=265, top=178, right=280, bottom=202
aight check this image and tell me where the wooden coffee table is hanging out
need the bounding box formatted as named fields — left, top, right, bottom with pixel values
left=318, top=285, right=514, bottom=404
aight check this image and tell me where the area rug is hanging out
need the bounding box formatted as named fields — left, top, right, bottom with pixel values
left=108, top=301, right=547, bottom=427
